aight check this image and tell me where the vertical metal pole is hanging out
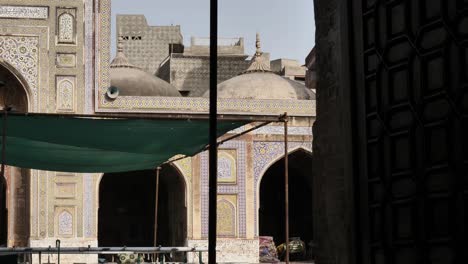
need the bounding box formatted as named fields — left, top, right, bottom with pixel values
left=154, top=167, right=161, bottom=262
left=56, top=239, right=61, bottom=264
left=1, top=108, right=7, bottom=180
left=284, top=113, right=290, bottom=264
left=209, top=0, right=218, bottom=263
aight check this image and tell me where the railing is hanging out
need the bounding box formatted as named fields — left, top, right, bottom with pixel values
left=191, top=37, right=242, bottom=47
left=0, top=242, right=208, bottom=264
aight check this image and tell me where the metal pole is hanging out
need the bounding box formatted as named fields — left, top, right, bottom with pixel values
left=283, top=113, right=290, bottom=264
left=154, top=167, right=161, bottom=262
left=56, top=239, right=61, bottom=264
left=209, top=0, right=218, bottom=263
left=1, top=108, right=7, bottom=180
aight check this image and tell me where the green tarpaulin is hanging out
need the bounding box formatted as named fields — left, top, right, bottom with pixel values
left=0, top=114, right=246, bottom=173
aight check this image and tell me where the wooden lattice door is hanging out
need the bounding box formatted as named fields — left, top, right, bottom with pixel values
left=350, top=0, right=468, bottom=263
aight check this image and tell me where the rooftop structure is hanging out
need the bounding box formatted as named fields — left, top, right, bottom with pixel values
left=117, top=15, right=183, bottom=74
left=184, top=37, right=245, bottom=56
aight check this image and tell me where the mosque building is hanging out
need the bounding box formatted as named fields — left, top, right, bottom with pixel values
left=0, top=1, right=314, bottom=263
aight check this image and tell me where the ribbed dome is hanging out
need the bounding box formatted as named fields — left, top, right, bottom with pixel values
left=203, top=33, right=314, bottom=100
left=109, top=38, right=181, bottom=97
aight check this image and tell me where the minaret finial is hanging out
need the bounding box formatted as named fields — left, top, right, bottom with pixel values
left=110, top=31, right=138, bottom=69
left=255, top=32, right=262, bottom=56
left=241, top=32, right=271, bottom=74
left=117, top=36, right=124, bottom=53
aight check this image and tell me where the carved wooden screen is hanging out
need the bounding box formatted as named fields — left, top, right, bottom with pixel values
left=351, top=0, right=468, bottom=263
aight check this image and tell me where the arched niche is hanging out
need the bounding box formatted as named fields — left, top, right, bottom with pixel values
left=257, top=148, right=313, bottom=260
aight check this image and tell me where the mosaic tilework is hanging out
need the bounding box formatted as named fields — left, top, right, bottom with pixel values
left=98, top=95, right=315, bottom=116
left=200, top=141, right=246, bottom=238
left=230, top=125, right=313, bottom=136
left=218, top=150, right=236, bottom=183
left=253, top=141, right=312, bottom=236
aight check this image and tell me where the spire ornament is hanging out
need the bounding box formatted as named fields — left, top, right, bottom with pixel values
left=242, top=32, right=271, bottom=74
left=110, top=35, right=139, bottom=69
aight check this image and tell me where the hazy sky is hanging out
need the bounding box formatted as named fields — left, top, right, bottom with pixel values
left=111, top=0, right=315, bottom=63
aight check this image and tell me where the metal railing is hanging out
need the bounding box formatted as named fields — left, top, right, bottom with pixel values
left=0, top=241, right=208, bottom=264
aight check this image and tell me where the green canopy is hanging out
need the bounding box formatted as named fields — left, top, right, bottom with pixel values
left=0, top=114, right=246, bottom=173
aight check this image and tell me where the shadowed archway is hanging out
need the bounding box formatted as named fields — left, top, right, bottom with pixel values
left=98, top=165, right=187, bottom=248
left=258, top=149, right=313, bottom=258
left=0, top=63, right=30, bottom=247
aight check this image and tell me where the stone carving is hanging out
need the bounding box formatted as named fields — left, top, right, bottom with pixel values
left=58, top=210, right=73, bottom=236
left=57, top=10, right=75, bottom=44
left=55, top=183, right=76, bottom=199
left=56, top=53, right=76, bottom=68
left=0, top=6, right=48, bottom=19
left=56, top=76, right=75, bottom=112
left=0, top=36, right=38, bottom=97
left=217, top=198, right=236, bottom=237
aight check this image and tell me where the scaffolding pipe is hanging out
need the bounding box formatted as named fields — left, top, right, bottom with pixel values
left=153, top=167, right=161, bottom=261
left=283, top=113, right=290, bottom=264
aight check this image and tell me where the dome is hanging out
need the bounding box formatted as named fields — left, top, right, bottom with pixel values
left=203, top=33, right=314, bottom=100
left=109, top=39, right=181, bottom=97
left=210, top=72, right=314, bottom=100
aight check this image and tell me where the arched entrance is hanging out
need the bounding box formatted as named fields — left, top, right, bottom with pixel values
left=0, top=63, right=30, bottom=247
left=259, top=149, right=313, bottom=259
left=98, top=165, right=187, bottom=248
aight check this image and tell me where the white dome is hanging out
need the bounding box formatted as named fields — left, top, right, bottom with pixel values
left=205, top=72, right=314, bottom=100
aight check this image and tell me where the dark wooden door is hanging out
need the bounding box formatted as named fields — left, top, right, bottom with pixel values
left=350, top=1, right=468, bottom=263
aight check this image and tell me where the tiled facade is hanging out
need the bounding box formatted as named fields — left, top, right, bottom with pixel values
left=0, top=1, right=314, bottom=263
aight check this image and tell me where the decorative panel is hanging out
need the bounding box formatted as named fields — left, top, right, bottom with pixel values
left=217, top=195, right=237, bottom=237
left=56, top=53, right=76, bottom=68
left=54, top=183, right=76, bottom=199
left=56, top=208, right=74, bottom=237
left=56, top=8, right=76, bottom=44
left=56, top=76, right=76, bottom=112
left=351, top=0, right=468, bottom=263
left=201, top=141, right=247, bottom=238
left=218, top=150, right=237, bottom=184
left=0, top=35, right=39, bottom=98
left=0, top=6, right=48, bottom=19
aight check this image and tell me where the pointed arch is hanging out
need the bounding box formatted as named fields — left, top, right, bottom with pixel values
left=256, top=147, right=313, bottom=254
left=256, top=146, right=313, bottom=205
left=0, top=60, right=31, bottom=111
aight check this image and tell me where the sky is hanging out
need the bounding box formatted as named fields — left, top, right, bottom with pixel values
left=111, top=0, right=315, bottom=63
